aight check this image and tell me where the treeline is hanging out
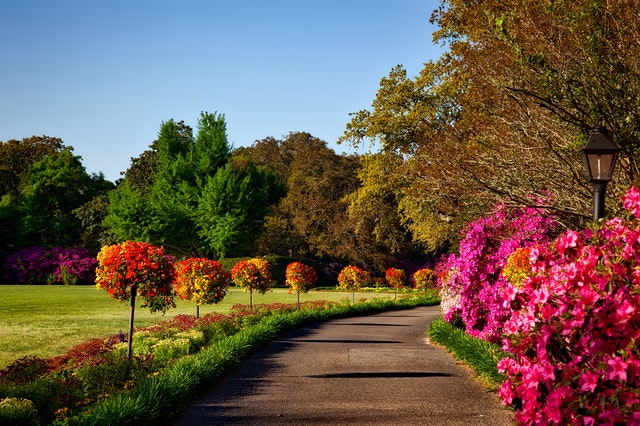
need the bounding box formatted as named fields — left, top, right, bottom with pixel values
left=3, top=0, right=639, bottom=284
left=0, top=113, right=428, bottom=284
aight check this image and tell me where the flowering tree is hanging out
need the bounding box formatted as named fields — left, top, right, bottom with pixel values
left=174, top=258, right=230, bottom=318
left=337, top=265, right=371, bottom=304
left=436, top=201, right=559, bottom=342
left=230, top=258, right=274, bottom=310
left=385, top=267, right=406, bottom=300
left=412, top=268, right=436, bottom=289
left=95, top=241, right=176, bottom=357
left=497, top=187, right=640, bottom=424
left=285, top=261, right=317, bottom=310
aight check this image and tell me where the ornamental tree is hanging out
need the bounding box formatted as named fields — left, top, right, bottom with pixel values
left=230, top=258, right=274, bottom=310
left=337, top=265, right=372, bottom=304
left=498, top=186, right=640, bottom=424
left=412, top=268, right=436, bottom=290
left=385, top=267, right=406, bottom=300
left=95, top=241, right=176, bottom=357
left=174, top=258, right=230, bottom=318
left=285, top=261, right=317, bottom=310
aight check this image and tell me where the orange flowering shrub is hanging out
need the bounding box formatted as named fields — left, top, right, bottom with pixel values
left=501, top=247, right=532, bottom=288
left=285, top=261, right=317, bottom=294
left=230, top=258, right=274, bottom=294
left=95, top=241, right=176, bottom=313
left=337, top=265, right=371, bottom=291
left=385, top=267, right=407, bottom=289
left=413, top=268, right=437, bottom=289
left=174, top=258, right=230, bottom=305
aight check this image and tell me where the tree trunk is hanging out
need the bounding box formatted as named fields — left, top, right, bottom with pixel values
left=127, top=285, right=137, bottom=359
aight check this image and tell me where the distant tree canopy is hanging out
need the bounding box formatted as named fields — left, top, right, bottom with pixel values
left=0, top=136, right=115, bottom=259
left=236, top=131, right=425, bottom=272
left=106, top=112, right=283, bottom=259
left=340, top=0, right=640, bottom=253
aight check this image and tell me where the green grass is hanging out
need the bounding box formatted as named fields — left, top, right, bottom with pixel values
left=0, top=285, right=395, bottom=369
left=428, top=317, right=508, bottom=390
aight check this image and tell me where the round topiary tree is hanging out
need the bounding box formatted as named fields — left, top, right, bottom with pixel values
left=412, top=268, right=436, bottom=290
left=174, top=257, right=230, bottom=318
left=95, top=241, right=176, bottom=358
left=230, top=258, right=274, bottom=310
left=337, top=265, right=371, bottom=304
left=285, top=261, right=317, bottom=310
left=385, top=267, right=407, bottom=300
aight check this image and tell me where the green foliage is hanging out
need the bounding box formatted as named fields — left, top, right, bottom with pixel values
left=106, top=112, right=282, bottom=259
left=19, top=150, right=113, bottom=248
left=0, top=397, right=39, bottom=426
left=247, top=132, right=362, bottom=262
left=0, top=135, right=65, bottom=199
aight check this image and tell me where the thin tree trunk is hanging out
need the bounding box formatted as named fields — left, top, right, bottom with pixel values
left=127, top=285, right=136, bottom=359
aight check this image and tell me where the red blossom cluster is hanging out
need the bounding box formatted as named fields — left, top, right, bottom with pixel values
left=385, top=267, right=407, bottom=289
left=412, top=268, right=436, bottom=289
left=497, top=188, right=640, bottom=424
left=174, top=258, right=230, bottom=306
left=95, top=241, right=176, bottom=313
left=337, top=265, right=371, bottom=291
left=285, top=261, right=317, bottom=294
left=230, top=258, right=274, bottom=294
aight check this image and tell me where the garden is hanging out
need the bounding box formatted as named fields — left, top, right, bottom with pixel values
left=0, top=246, right=439, bottom=425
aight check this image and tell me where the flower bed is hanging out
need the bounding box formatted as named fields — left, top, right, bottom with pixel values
left=437, top=187, right=640, bottom=424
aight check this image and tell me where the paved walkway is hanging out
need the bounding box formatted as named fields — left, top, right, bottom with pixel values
left=174, top=305, right=514, bottom=425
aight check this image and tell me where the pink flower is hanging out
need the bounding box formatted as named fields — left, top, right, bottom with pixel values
left=497, top=357, right=519, bottom=375
left=613, top=299, right=635, bottom=326
left=622, top=186, right=640, bottom=217
left=555, top=229, right=580, bottom=254
left=579, top=370, right=600, bottom=392
left=605, top=356, right=628, bottom=382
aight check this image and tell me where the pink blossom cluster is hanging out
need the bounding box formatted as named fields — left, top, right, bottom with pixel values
left=498, top=187, right=640, bottom=424
left=436, top=202, right=559, bottom=342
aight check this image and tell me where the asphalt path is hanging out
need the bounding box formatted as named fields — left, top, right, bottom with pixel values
left=173, top=305, right=514, bottom=425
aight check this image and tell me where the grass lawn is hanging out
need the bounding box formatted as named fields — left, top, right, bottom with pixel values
left=0, top=284, right=393, bottom=368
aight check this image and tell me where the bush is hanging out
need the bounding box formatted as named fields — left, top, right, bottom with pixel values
left=2, top=246, right=97, bottom=285
left=497, top=187, right=640, bottom=424
left=436, top=200, right=559, bottom=342
left=0, top=397, right=39, bottom=426
left=412, top=268, right=436, bottom=289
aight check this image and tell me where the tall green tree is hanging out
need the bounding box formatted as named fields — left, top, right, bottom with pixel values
left=196, top=162, right=281, bottom=258
left=247, top=132, right=363, bottom=262
left=20, top=150, right=107, bottom=247
left=0, top=136, right=65, bottom=199
left=106, top=112, right=281, bottom=258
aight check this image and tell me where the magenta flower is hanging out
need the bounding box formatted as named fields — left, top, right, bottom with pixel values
left=579, top=370, right=600, bottom=392
left=622, top=186, right=640, bottom=217
left=605, top=356, right=628, bottom=382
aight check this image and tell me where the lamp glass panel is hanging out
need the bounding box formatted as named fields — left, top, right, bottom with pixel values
left=587, top=152, right=615, bottom=180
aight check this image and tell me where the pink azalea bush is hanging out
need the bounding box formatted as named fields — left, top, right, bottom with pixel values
left=3, top=246, right=97, bottom=285
left=436, top=202, right=559, bottom=342
left=497, top=187, right=640, bottom=424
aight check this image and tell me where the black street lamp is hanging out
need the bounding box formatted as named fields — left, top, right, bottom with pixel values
left=581, top=125, right=620, bottom=221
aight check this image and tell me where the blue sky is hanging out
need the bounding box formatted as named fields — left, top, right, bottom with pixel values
left=0, top=1, right=445, bottom=182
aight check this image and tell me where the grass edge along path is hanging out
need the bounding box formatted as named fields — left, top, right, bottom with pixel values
left=61, top=295, right=438, bottom=426
left=427, top=317, right=509, bottom=390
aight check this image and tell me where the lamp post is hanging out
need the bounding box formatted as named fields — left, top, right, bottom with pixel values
left=581, top=124, right=620, bottom=221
